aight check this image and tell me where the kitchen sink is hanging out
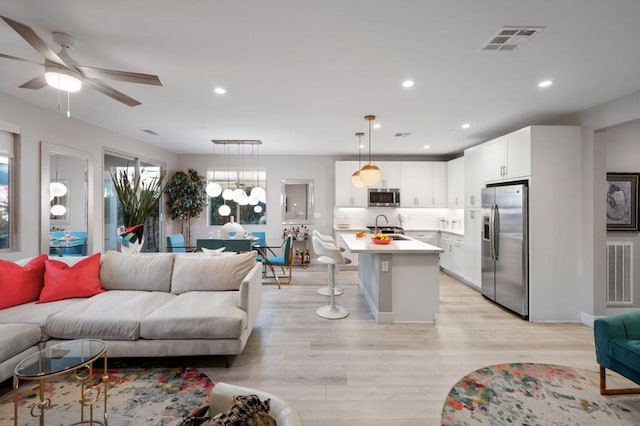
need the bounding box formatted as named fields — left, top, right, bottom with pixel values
left=384, top=234, right=412, bottom=241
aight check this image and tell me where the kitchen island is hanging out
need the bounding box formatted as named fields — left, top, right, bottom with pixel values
left=339, top=233, right=443, bottom=324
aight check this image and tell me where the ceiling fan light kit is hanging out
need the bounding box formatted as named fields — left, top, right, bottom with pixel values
left=45, top=65, right=82, bottom=92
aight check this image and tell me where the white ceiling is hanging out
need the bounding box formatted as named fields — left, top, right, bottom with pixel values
left=1, top=1, right=639, bottom=156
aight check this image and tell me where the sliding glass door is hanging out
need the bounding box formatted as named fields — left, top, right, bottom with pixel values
left=103, top=152, right=164, bottom=253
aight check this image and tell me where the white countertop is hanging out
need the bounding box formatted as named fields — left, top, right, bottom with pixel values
left=339, top=233, right=443, bottom=254
left=334, top=227, right=464, bottom=237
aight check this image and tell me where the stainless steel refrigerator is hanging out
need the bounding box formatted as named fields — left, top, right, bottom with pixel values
left=481, top=183, right=529, bottom=318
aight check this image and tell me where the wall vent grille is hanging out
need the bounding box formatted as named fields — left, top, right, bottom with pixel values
left=606, top=241, right=633, bottom=305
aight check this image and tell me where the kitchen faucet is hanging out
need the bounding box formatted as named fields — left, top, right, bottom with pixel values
left=374, top=214, right=389, bottom=234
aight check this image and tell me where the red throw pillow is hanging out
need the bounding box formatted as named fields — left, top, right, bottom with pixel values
left=0, top=255, right=47, bottom=309
left=38, top=253, right=104, bottom=303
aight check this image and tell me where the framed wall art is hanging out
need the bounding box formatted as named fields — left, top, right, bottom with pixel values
left=606, top=173, right=639, bottom=232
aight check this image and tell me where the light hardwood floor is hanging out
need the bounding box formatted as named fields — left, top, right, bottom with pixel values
left=0, top=267, right=610, bottom=425
left=197, top=267, right=601, bottom=425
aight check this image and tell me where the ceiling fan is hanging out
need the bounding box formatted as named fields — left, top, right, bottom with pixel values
left=0, top=15, right=162, bottom=107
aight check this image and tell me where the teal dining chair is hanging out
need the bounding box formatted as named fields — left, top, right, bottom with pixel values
left=262, top=235, right=294, bottom=284
left=167, top=234, right=187, bottom=253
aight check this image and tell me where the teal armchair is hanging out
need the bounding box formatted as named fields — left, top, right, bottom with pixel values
left=261, top=236, right=294, bottom=284
left=594, top=310, right=640, bottom=394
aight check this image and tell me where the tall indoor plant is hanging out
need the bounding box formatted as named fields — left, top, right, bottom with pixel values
left=165, top=168, right=207, bottom=246
left=111, top=169, right=166, bottom=253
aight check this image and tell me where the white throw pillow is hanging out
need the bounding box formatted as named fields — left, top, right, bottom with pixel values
left=171, top=251, right=257, bottom=294
left=100, top=251, right=175, bottom=292
left=202, top=247, right=226, bottom=256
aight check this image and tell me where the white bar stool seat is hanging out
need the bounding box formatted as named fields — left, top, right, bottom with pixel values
left=313, top=230, right=346, bottom=296
left=312, top=235, right=350, bottom=319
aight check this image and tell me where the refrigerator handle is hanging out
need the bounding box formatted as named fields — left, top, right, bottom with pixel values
left=494, top=204, right=500, bottom=261
left=489, top=204, right=495, bottom=261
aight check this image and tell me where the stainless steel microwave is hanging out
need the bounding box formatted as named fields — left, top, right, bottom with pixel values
left=368, top=188, right=400, bottom=207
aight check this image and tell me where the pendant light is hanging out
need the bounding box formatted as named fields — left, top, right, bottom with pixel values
left=359, top=115, right=381, bottom=186
left=206, top=143, right=223, bottom=197
left=50, top=154, right=68, bottom=216
left=250, top=142, right=266, bottom=202
left=219, top=143, right=232, bottom=216
left=351, top=132, right=366, bottom=188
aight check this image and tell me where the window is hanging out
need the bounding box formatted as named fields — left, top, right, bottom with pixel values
left=207, top=170, right=266, bottom=225
left=0, top=131, right=14, bottom=250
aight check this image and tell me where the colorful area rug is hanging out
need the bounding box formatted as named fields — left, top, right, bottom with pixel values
left=442, top=363, right=640, bottom=425
left=0, top=367, right=213, bottom=425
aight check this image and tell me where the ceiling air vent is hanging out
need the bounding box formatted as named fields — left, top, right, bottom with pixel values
left=141, top=129, right=159, bottom=136
left=482, top=26, right=544, bottom=51
left=394, top=132, right=412, bottom=137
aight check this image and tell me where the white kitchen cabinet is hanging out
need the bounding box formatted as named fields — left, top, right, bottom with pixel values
left=400, top=161, right=447, bottom=207
left=440, top=232, right=464, bottom=278
left=335, top=161, right=367, bottom=206
left=447, top=157, right=465, bottom=208
left=479, top=127, right=531, bottom=183
left=431, top=162, right=448, bottom=207
left=377, top=161, right=401, bottom=188
left=464, top=145, right=482, bottom=208
left=464, top=209, right=482, bottom=288
left=404, top=230, right=439, bottom=247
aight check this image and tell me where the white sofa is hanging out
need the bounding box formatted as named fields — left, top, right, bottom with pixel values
left=0, top=250, right=262, bottom=383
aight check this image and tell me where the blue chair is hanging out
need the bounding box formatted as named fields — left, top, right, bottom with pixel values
left=50, top=231, right=86, bottom=256
left=167, top=234, right=187, bottom=253
left=262, top=236, right=294, bottom=285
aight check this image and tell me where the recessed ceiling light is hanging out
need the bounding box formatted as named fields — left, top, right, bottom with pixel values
left=373, top=123, right=381, bottom=129
left=213, top=87, right=226, bottom=94
left=423, top=145, right=430, bottom=149
left=402, top=80, right=415, bottom=88
left=538, top=80, right=553, bottom=88
left=461, top=123, right=471, bottom=129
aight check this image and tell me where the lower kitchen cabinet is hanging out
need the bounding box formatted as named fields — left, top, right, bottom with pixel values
left=464, top=209, right=482, bottom=288
left=440, top=232, right=464, bottom=278
left=404, top=230, right=439, bottom=247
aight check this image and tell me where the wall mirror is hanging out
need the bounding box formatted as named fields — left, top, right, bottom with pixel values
left=281, top=179, right=314, bottom=225
left=40, top=143, right=93, bottom=256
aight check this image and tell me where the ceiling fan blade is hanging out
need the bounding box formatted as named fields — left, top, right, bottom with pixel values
left=1, top=15, right=66, bottom=66
left=83, top=78, right=141, bottom=107
left=0, top=52, right=43, bottom=66
left=76, top=66, right=162, bottom=86
left=19, top=75, right=47, bottom=89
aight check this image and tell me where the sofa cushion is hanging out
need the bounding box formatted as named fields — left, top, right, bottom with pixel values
left=0, top=255, right=47, bottom=309
left=610, top=338, right=640, bottom=370
left=39, top=254, right=104, bottom=303
left=140, top=291, right=246, bottom=340
left=0, top=298, right=86, bottom=330
left=46, top=290, right=175, bottom=340
left=100, top=251, right=175, bottom=292
left=171, top=251, right=257, bottom=294
left=0, top=323, right=42, bottom=361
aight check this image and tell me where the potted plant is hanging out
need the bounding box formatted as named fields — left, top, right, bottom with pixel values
left=165, top=169, right=207, bottom=247
left=111, top=169, right=166, bottom=253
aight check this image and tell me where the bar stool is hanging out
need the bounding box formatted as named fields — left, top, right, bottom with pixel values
left=313, top=230, right=345, bottom=296
left=312, top=235, right=350, bottom=319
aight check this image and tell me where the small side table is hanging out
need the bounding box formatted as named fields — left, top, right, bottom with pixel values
left=14, top=339, right=109, bottom=426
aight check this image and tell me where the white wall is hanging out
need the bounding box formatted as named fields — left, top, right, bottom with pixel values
left=556, top=89, right=640, bottom=323
left=601, top=118, right=640, bottom=310
left=0, top=93, right=177, bottom=261
left=177, top=154, right=339, bottom=246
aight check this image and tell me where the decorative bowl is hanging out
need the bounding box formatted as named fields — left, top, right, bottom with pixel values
left=355, top=231, right=367, bottom=238
left=337, top=223, right=351, bottom=229
left=371, top=237, right=393, bottom=245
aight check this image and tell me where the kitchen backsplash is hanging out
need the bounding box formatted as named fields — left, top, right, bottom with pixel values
left=334, top=207, right=464, bottom=230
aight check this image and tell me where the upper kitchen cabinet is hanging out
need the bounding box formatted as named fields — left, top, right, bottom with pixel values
left=376, top=161, right=401, bottom=188
left=464, top=145, right=481, bottom=208
left=335, top=161, right=367, bottom=207
left=480, top=127, right=531, bottom=182
left=400, top=161, right=447, bottom=207
left=447, top=157, right=465, bottom=208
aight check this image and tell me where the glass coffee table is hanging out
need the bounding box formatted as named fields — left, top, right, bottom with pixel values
left=13, top=339, right=109, bottom=426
